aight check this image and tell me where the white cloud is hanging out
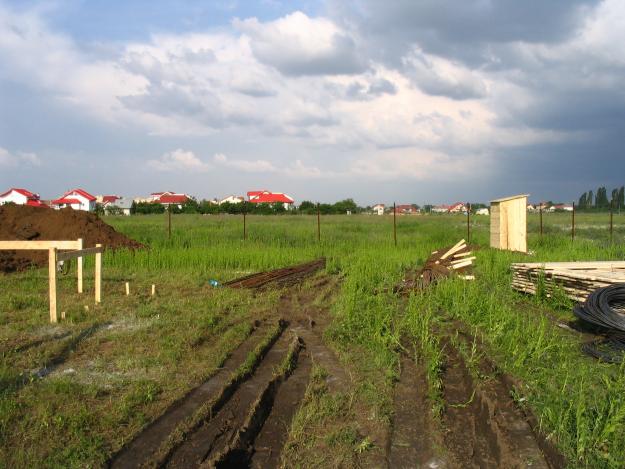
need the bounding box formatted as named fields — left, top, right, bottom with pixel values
left=0, top=147, right=41, bottom=167
left=234, top=11, right=366, bottom=75
left=148, top=149, right=210, bottom=172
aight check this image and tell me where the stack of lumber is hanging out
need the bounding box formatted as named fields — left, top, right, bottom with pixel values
left=511, top=261, right=625, bottom=302
left=396, top=239, right=475, bottom=293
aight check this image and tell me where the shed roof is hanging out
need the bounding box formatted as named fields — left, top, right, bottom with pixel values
left=490, top=194, right=529, bottom=204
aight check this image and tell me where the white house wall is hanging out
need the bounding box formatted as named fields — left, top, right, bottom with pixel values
left=0, top=192, right=28, bottom=205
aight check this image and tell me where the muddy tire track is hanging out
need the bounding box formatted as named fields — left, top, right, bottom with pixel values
left=248, top=341, right=311, bottom=468
left=164, top=330, right=294, bottom=467
left=388, top=345, right=443, bottom=469
left=440, top=335, right=552, bottom=469
left=110, top=322, right=263, bottom=469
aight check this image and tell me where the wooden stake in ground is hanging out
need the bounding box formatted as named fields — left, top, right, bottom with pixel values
left=125, top=282, right=130, bottom=296
left=466, top=202, right=470, bottom=243
left=393, top=202, right=397, bottom=247
left=610, top=201, right=614, bottom=244
left=48, top=247, right=57, bottom=323
left=95, top=243, right=102, bottom=304
left=317, top=203, right=320, bottom=242
left=151, top=284, right=156, bottom=296
left=243, top=204, right=247, bottom=241
left=572, top=202, right=575, bottom=241
left=77, top=237, right=83, bottom=293
left=539, top=205, right=543, bottom=237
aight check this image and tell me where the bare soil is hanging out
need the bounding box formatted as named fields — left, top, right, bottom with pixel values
left=388, top=345, right=443, bottom=468
left=0, top=204, right=143, bottom=272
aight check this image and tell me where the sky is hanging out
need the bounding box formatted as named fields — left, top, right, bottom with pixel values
left=1, top=0, right=624, bottom=205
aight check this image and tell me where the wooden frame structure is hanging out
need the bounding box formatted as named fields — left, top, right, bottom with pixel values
left=0, top=239, right=103, bottom=323
left=490, top=194, right=529, bottom=253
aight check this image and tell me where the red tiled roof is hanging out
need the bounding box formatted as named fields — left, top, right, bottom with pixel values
left=247, top=190, right=268, bottom=198
left=63, top=188, right=96, bottom=201
left=0, top=187, right=39, bottom=199
left=158, top=194, right=188, bottom=204
left=101, top=195, right=119, bottom=204
left=51, top=197, right=81, bottom=205
left=26, top=199, right=48, bottom=208
left=249, top=192, right=294, bottom=204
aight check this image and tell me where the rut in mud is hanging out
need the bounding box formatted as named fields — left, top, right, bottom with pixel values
left=110, top=274, right=350, bottom=469
left=387, top=344, right=441, bottom=469
left=388, top=326, right=561, bottom=469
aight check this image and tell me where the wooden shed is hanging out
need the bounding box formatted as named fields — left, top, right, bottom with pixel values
left=490, top=194, right=529, bottom=253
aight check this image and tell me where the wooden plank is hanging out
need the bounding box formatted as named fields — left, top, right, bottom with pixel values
left=440, top=239, right=466, bottom=260
left=453, top=251, right=473, bottom=258
left=57, top=246, right=104, bottom=262
left=95, top=244, right=102, bottom=304
left=0, top=240, right=81, bottom=250
left=77, top=238, right=83, bottom=294
left=512, top=261, right=625, bottom=269
left=48, top=248, right=57, bottom=323
left=450, top=256, right=476, bottom=264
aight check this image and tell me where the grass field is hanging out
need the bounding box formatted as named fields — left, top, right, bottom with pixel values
left=2, top=211, right=625, bottom=467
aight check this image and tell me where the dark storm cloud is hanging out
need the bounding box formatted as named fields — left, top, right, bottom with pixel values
left=333, top=0, right=599, bottom=66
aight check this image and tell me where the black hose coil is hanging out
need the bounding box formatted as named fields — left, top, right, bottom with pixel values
left=573, top=284, right=625, bottom=332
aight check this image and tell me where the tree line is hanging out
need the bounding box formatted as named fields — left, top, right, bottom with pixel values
left=129, top=198, right=364, bottom=215
left=578, top=186, right=625, bottom=210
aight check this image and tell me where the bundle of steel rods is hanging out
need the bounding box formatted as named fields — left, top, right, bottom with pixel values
left=224, top=258, right=326, bottom=289
left=396, top=239, right=475, bottom=293
left=511, top=261, right=625, bottom=302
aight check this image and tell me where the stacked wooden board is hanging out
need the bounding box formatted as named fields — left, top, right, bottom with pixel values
left=511, top=261, right=625, bottom=302
left=396, top=239, right=475, bottom=293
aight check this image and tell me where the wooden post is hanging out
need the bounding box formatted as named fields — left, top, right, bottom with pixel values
left=539, top=205, right=543, bottom=237
left=466, top=203, right=471, bottom=243
left=77, top=238, right=83, bottom=294
left=48, top=248, right=58, bottom=323
left=393, top=202, right=397, bottom=247
left=610, top=201, right=614, bottom=244
left=95, top=243, right=102, bottom=304
left=243, top=208, right=247, bottom=241
left=317, top=203, right=321, bottom=242
left=151, top=284, right=156, bottom=296
left=168, top=206, right=172, bottom=239
left=572, top=202, right=575, bottom=241
left=125, top=282, right=130, bottom=296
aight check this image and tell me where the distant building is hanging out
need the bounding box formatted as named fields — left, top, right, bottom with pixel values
left=219, top=195, right=245, bottom=205
left=51, top=188, right=96, bottom=211
left=548, top=204, right=573, bottom=212
left=0, top=187, right=47, bottom=207
left=372, top=203, right=385, bottom=215
left=247, top=190, right=295, bottom=210
left=431, top=205, right=449, bottom=213
left=448, top=202, right=467, bottom=213
left=393, top=204, right=419, bottom=215
left=476, top=207, right=489, bottom=215
left=104, top=197, right=133, bottom=216
left=150, top=191, right=190, bottom=208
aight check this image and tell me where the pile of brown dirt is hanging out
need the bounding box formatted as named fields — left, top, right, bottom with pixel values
left=0, top=205, right=143, bottom=273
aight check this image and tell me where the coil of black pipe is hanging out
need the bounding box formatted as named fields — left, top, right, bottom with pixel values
left=574, top=284, right=625, bottom=363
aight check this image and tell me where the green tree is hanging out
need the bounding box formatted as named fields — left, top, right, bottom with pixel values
left=587, top=190, right=594, bottom=208
left=618, top=186, right=624, bottom=211
left=298, top=201, right=316, bottom=214
left=578, top=192, right=587, bottom=209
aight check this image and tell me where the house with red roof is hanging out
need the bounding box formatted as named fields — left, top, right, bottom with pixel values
left=372, top=203, right=385, bottom=215
left=247, top=190, right=294, bottom=209
left=448, top=202, right=467, bottom=213
left=393, top=204, right=420, bottom=215
left=0, top=188, right=47, bottom=207
left=51, top=188, right=96, bottom=211
left=148, top=191, right=190, bottom=208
